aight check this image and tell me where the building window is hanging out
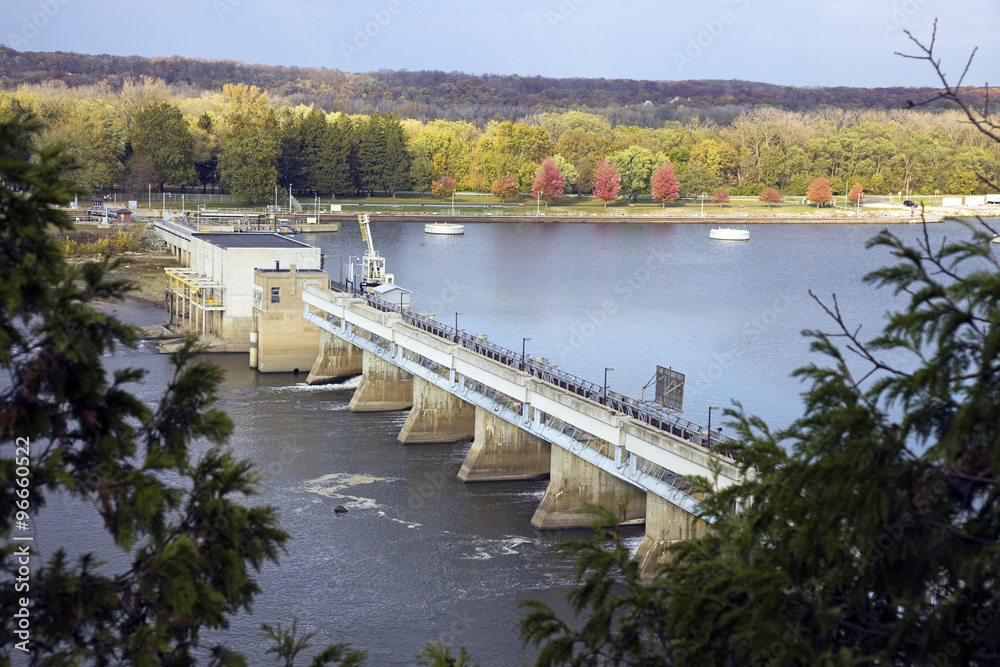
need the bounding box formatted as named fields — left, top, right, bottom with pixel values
left=271, top=287, right=280, bottom=303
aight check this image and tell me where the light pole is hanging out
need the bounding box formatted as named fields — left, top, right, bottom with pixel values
left=454, top=312, right=462, bottom=344
left=451, top=189, right=455, bottom=216
left=161, top=192, right=165, bottom=218
left=707, top=406, right=719, bottom=445
left=521, top=337, right=531, bottom=372
left=274, top=186, right=278, bottom=211
left=536, top=190, right=541, bottom=216
left=288, top=184, right=292, bottom=213
left=148, top=184, right=151, bottom=210
left=604, top=367, right=614, bottom=406
left=700, top=192, right=707, bottom=216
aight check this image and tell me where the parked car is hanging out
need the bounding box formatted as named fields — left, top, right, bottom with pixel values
left=903, top=200, right=919, bottom=208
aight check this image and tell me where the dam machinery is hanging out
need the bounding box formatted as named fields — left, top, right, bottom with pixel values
left=358, top=214, right=394, bottom=290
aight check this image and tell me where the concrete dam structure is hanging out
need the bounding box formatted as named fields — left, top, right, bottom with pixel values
left=302, top=284, right=746, bottom=580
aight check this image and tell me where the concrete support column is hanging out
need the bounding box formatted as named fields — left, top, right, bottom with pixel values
left=530, top=446, right=646, bottom=529
left=307, top=329, right=364, bottom=385
left=457, top=407, right=551, bottom=482
left=397, top=376, right=476, bottom=444
left=635, top=492, right=709, bottom=583
left=347, top=349, right=413, bottom=412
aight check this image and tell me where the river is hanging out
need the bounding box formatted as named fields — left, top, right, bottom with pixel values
left=30, top=218, right=999, bottom=665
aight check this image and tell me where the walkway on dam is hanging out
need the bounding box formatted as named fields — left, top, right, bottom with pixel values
left=302, top=283, right=744, bottom=519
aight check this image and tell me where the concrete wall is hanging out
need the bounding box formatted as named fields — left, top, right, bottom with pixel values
left=634, top=492, right=709, bottom=582
left=307, top=329, right=364, bottom=384
left=190, top=236, right=321, bottom=352
left=254, top=268, right=327, bottom=373
left=398, top=376, right=476, bottom=444
left=457, top=406, right=550, bottom=481
left=530, top=445, right=646, bottom=529
left=347, top=349, right=414, bottom=412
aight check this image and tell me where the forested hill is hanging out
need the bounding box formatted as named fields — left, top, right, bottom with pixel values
left=0, top=45, right=976, bottom=125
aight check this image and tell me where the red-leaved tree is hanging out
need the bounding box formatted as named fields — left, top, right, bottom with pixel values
left=431, top=176, right=458, bottom=198
left=807, top=177, right=834, bottom=207
left=848, top=182, right=865, bottom=205
left=651, top=163, right=681, bottom=206
left=532, top=158, right=565, bottom=204
left=591, top=160, right=621, bottom=207
left=712, top=187, right=730, bottom=205
left=490, top=176, right=519, bottom=199
left=759, top=187, right=782, bottom=207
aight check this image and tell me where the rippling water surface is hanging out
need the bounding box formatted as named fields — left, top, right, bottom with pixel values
left=34, top=219, right=999, bottom=665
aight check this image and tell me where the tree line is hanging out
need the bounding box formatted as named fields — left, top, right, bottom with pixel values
left=1, top=77, right=997, bottom=205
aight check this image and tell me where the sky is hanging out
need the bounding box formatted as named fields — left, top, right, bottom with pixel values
left=1, top=0, right=997, bottom=88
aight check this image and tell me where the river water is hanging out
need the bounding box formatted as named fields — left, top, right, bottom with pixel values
left=30, top=218, right=999, bottom=665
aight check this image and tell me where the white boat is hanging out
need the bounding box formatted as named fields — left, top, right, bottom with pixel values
left=710, top=228, right=750, bottom=241
left=424, top=222, right=464, bottom=235
left=992, top=234, right=1000, bottom=244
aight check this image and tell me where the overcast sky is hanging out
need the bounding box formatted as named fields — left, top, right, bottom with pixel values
left=2, top=0, right=997, bottom=88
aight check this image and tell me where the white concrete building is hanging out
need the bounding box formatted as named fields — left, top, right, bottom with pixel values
left=166, top=233, right=322, bottom=351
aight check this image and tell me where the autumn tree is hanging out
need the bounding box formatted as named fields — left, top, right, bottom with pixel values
left=532, top=157, right=565, bottom=204
left=651, top=162, right=680, bottom=206
left=39, top=100, right=126, bottom=191
left=609, top=145, right=656, bottom=202
left=431, top=175, right=458, bottom=197
left=121, top=153, right=159, bottom=196
left=551, top=154, right=579, bottom=195
left=806, top=176, right=834, bottom=207
left=679, top=162, right=719, bottom=198
left=490, top=175, right=519, bottom=199
left=473, top=120, right=554, bottom=191
left=218, top=83, right=279, bottom=203
left=712, top=186, right=730, bottom=206
left=848, top=182, right=865, bottom=204
left=591, top=159, right=621, bottom=207
left=758, top=186, right=782, bottom=207
left=131, top=101, right=197, bottom=190
left=555, top=131, right=611, bottom=195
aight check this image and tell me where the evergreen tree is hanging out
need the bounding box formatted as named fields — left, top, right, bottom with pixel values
left=380, top=112, right=411, bottom=196
left=520, top=33, right=1000, bottom=666
left=276, top=110, right=305, bottom=194
left=299, top=108, right=331, bottom=195
left=355, top=114, right=385, bottom=196
left=327, top=113, right=357, bottom=198
left=0, top=112, right=356, bottom=665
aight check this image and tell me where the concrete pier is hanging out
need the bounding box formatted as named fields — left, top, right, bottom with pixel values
left=398, top=376, right=476, bottom=444
left=530, top=446, right=646, bottom=529
left=457, top=407, right=551, bottom=482
left=634, top=492, right=709, bottom=582
left=347, top=349, right=414, bottom=412
left=307, top=329, right=364, bottom=385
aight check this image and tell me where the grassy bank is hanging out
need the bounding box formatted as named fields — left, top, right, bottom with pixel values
left=56, top=222, right=179, bottom=304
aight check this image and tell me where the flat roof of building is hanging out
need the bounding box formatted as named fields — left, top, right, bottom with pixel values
left=192, top=232, right=314, bottom=249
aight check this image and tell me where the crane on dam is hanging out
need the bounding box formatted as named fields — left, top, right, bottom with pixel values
left=358, top=214, right=394, bottom=290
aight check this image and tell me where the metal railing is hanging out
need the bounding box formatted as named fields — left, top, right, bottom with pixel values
left=327, top=281, right=737, bottom=456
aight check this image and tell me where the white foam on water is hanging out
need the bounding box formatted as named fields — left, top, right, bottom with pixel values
left=263, top=375, right=362, bottom=393
left=303, top=472, right=395, bottom=511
